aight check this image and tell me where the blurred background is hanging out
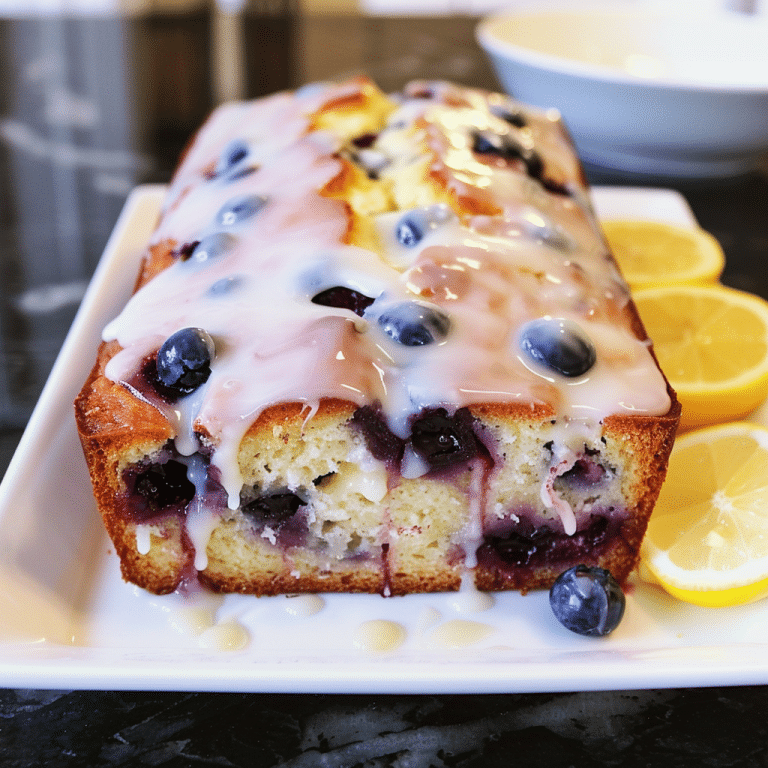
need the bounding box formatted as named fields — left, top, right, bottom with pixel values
left=0, top=0, right=765, bottom=463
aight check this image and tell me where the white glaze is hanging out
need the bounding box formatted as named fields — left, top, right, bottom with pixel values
left=197, top=620, right=250, bottom=651
left=430, top=619, right=496, bottom=649
left=281, top=594, right=325, bottom=617
left=353, top=619, right=407, bottom=652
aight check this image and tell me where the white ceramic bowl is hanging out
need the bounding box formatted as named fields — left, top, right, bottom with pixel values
left=476, top=4, right=768, bottom=178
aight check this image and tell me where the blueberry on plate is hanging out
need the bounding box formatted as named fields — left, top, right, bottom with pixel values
left=376, top=301, right=451, bottom=346
left=549, top=564, right=625, bottom=637
left=156, top=327, right=215, bottom=396
left=215, top=194, right=268, bottom=227
left=395, top=204, right=454, bottom=248
left=519, top=317, right=596, bottom=378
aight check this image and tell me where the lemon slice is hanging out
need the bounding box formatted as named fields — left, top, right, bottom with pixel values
left=641, top=422, right=768, bottom=607
left=633, top=284, right=768, bottom=431
left=602, top=219, right=725, bottom=289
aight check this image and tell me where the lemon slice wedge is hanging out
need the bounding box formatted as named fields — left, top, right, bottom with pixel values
left=641, top=422, right=768, bottom=607
left=602, top=219, right=725, bottom=289
left=633, top=284, right=768, bottom=431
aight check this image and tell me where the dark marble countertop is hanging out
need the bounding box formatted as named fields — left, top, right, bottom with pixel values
left=1, top=9, right=768, bottom=765
left=4, top=687, right=768, bottom=766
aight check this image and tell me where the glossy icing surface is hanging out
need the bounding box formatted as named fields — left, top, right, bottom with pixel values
left=101, top=79, right=671, bottom=509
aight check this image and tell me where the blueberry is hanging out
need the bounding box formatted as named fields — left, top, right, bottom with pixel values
left=134, top=460, right=195, bottom=513
left=311, top=286, right=375, bottom=317
left=351, top=132, right=378, bottom=149
left=522, top=212, right=573, bottom=251
left=410, top=407, right=478, bottom=470
left=491, top=529, right=544, bottom=566
left=472, top=130, right=544, bottom=182
left=182, top=233, right=236, bottom=267
left=215, top=139, right=249, bottom=177
left=156, top=327, right=215, bottom=396
left=491, top=105, right=528, bottom=128
left=396, top=217, right=423, bottom=248
left=549, top=565, right=625, bottom=636
left=208, top=275, right=243, bottom=296
left=376, top=301, right=451, bottom=346
left=351, top=405, right=405, bottom=468
left=242, top=492, right=304, bottom=522
left=174, top=241, right=198, bottom=261
left=396, top=205, right=454, bottom=248
left=227, top=166, right=258, bottom=182
left=519, top=318, right=596, bottom=378
left=472, top=130, right=511, bottom=156
left=215, top=195, right=268, bottom=227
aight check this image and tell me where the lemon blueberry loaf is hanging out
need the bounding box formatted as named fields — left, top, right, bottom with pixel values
left=75, top=78, right=680, bottom=596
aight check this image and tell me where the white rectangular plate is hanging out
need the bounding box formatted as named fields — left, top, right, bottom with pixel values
left=1, top=185, right=767, bottom=694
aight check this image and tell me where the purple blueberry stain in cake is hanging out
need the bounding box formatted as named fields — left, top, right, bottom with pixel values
left=549, top=564, right=625, bottom=636
left=243, top=491, right=304, bottom=521
left=374, top=301, right=451, bottom=346
left=480, top=514, right=612, bottom=570
left=215, top=194, right=268, bottom=227
left=126, top=459, right=196, bottom=521
left=125, top=355, right=172, bottom=403
left=519, top=318, right=596, bottom=378
left=554, top=452, right=610, bottom=491
left=311, top=286, right=375, bottom=317
left=242, top=491, right=309, bottom=547
left=351, top=405, right=405, bottom=469
left=156, top=327, right=215, bottom=396
left=409, top=407, right=479, bottom=471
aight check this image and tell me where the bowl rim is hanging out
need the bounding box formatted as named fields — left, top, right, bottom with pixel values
left=476, top=3, right=768, bottom=94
